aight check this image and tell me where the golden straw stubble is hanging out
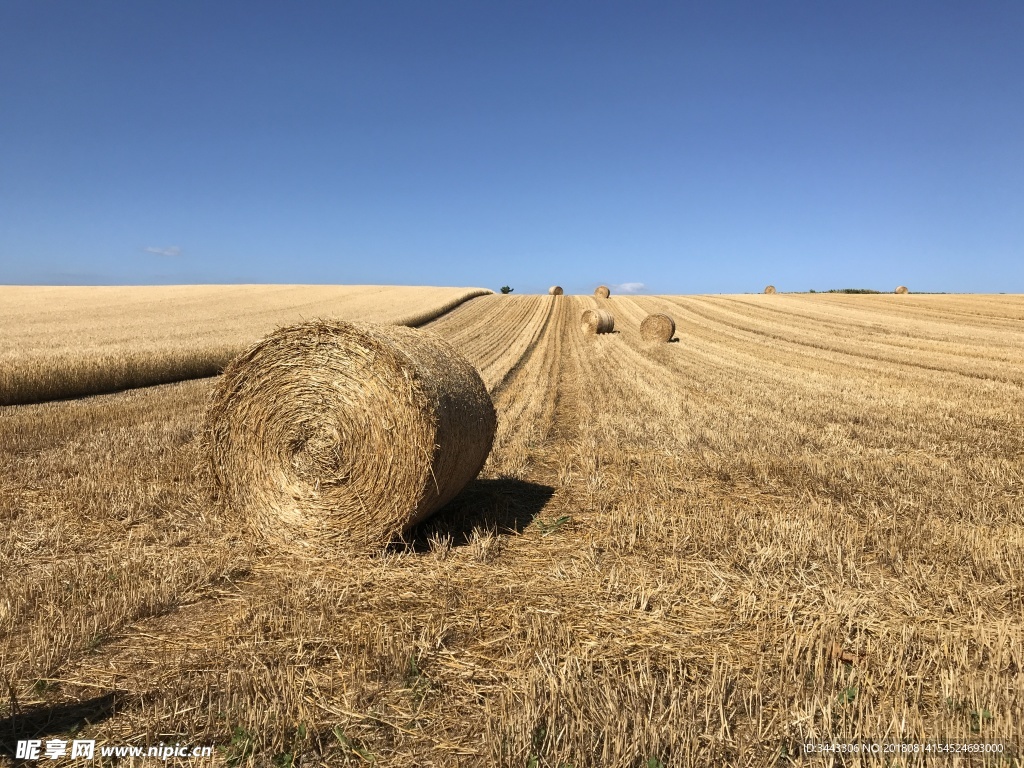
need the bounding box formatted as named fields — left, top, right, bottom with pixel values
left=205, top=319, right=496, bottom=552
left=580, top=308, right=615, bottom=335
left=640, top=313, right=676, bottom=342
left=548, top=286, right=564, bottom=295
left=595, top=285, right=611, bottom=298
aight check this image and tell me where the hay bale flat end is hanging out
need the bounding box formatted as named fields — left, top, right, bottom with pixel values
left=640, top=313, right=676, bottom=342
left=205, top=319, right=496, bottom=553
left=581, top=308, right=615, bottom=335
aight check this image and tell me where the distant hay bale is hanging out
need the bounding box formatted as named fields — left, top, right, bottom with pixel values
left=595, top=285, right=611, bottom=298
left=205, top=319, right=496, bottom=551
left=640, top=313, right=676, bottom=342
left=764, top=285, right=777, bottom=294
left=581, top=308, right=615, bottom=335
left=895, top=285, right=909, bottom=294
left=548, top=285, right=563, bottom=295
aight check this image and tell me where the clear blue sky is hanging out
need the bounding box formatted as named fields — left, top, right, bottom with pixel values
left=2, top=1, right=1021, bottom=293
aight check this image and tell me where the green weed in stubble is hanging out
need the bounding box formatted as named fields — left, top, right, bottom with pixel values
left=406, top=653, right=432, bottom=706
left=333, top=726, right=375, bottom=763
left=523, top=725, right=582, bottom=768
left=525, top=723, right=547, bottom=768
left=835, top=661, right=858, bottom=705
left=270, top=722, right=307, bottom=768
left=946, top=697, right=995, bottom=733
left=223, top=725, right=256, bottom=768
left=537, top=515, right=571, bottom=536
left=971, top=708, right=994, bottom=733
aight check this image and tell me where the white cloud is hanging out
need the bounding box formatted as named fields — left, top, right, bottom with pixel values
left=614, top=282, right=646, bottom=294
left=144, top=246, right=182, bottom=257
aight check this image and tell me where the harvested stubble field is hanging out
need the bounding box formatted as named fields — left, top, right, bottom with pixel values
left=2, top=289, right=1023, bottom=767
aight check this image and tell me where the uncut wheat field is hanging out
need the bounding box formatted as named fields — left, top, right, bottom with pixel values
left=2, top=287, right=1023, bottom=767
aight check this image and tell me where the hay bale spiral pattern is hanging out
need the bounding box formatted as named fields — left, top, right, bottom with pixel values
left=205, top=320, right=496, bottom=551
left=764, top=285, right=777, bottom=294
left=640, top=313, right=676, bottom=342
left=548, top=286, right=564, bottom=295
left=895, top=285, right=909, bottom=294
left=581, top=308, right=615, bottom=335
left=595, top=285, right=611, bottom=298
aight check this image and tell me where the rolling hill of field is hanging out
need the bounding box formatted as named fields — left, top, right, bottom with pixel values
left=2, top=290, right=1023, bottom=766
left=0, top=285, right=491, bottom=405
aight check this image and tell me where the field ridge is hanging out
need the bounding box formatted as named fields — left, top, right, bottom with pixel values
left=0, top=285, right=492, bottom=406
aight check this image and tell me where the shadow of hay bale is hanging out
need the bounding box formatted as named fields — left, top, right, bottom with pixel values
left=0, top=692, right=122, bottom=751
left=391, top=477, right=555, bottom=553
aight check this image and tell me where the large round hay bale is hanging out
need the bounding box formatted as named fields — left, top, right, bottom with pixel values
left=205, top=319, right=496, bottom=551
left=764, top=285, right=777, bottom=294
left=581, top=308, right=615, bottom=335
left=548, top=285, right=563, bottom=295
left=640, top=313, right=676, bottom=342
left=895, top=285, right=909, bottom=294
left=595, top=285, right=611, bottom=298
